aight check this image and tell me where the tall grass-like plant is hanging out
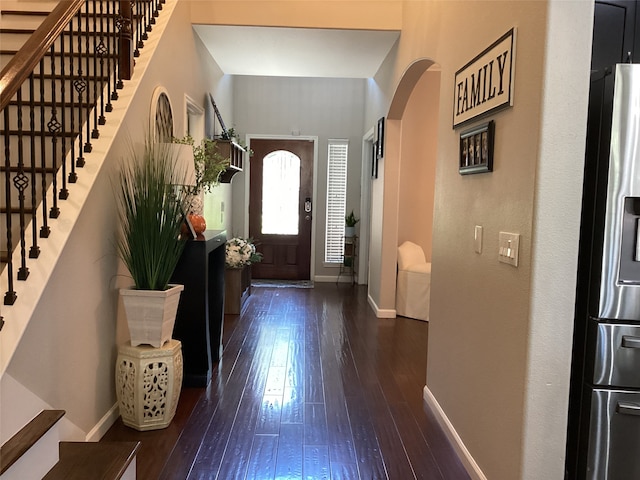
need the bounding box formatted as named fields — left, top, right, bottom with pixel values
left=116, top=138, right=190, bottom=291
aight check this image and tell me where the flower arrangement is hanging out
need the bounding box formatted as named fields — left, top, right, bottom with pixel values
left=225, top=237, right=263, bottom=268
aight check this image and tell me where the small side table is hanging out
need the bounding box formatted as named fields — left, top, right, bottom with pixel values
left=337, top=235, right=358, bottom=285
left=115, top=340, right=183, bottom=431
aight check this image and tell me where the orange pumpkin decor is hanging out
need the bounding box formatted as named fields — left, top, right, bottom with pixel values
left=188, top=214, right=206, bottom=234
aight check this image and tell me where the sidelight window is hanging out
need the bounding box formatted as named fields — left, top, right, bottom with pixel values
left=325, top=140, right=349, bottom=264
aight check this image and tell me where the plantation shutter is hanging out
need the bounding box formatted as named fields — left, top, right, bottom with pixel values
left=325, top=140, right=349, bottom=263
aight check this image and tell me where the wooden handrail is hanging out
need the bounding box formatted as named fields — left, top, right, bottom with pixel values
left=0, top=0, right=85, bottom=111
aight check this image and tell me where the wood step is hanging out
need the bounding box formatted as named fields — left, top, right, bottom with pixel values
left=0, top=28, right=37, bottom=34
left=0, top=10, right=50, bottom=17
left=0, top=49, right=119, bottom=59
left=43, top=441, right=140, bottom=480
left=0, top=409, right=65, bottom=475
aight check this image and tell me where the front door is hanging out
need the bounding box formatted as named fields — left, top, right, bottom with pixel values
left=249, top=139, right=314, bottom=280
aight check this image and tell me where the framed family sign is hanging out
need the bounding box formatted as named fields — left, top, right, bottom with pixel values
left=453, top=28, right=516, bottom=128
left=459, top=120, right=494, bottom=175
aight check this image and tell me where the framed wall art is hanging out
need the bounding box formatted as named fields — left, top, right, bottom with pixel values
left=372, top=141, right=379, bottom=178
left=459, top=120, right=494, bottom=175
left=376, top=117, right=385, bottom=160
left=453, top=28, right=516, bottom=128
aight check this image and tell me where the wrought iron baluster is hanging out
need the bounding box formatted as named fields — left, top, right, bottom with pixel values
left=97, top=0, right=107, bottom=124
left=117, top=1, right=133, bottom=79
left=152, top=0, right=159, bottom=20
left=3, top=108, right=17, bottom=306
left=75, top=13, right=86, bottom=167
left=39, top=58, right=50, bottom=238
left=59, top=32, right=69, bottom=200
left=143, top=0, right=150, bottom=38
left=68, top=19, right=78, bottom=183
left=106, top=0, right=115, bottom=108
left=91, top=1, right=100, bottom=139
left=84, top=5, right=92, bottom=153
left=28, top=73, right=40, bottom=259
left=14, top=87, right=29, bottom=281
left=134, top=1, right=143, bottom=55
left=48, top=45, right=61, bottom=219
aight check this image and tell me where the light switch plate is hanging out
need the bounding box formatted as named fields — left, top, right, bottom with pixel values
left=498, top=232, right=520, bottom=267
left=474, top=225, right=483, bottom=254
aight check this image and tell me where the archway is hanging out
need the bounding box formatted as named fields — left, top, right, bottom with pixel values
left=374, top=59, right=441, bottom=313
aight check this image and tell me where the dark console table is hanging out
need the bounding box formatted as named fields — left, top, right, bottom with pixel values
left=170, top=230, right=226, bottom=387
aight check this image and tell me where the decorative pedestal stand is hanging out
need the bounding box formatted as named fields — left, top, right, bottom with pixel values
left=224, top=265, right=251, bottom=315
left=115, top=340, right=183, bottom=431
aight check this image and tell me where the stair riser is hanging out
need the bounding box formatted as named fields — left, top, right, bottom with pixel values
left=0, top=414, right=62, bottom=480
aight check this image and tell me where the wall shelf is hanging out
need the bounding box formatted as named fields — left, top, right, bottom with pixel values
left=216, top=140, right=246, bottom=183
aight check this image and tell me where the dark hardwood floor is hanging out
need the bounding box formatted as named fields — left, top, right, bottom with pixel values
left=102, top=283, right=469, bottom=479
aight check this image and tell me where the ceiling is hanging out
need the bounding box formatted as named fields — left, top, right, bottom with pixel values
left=192, top=25, right=400, bottom=78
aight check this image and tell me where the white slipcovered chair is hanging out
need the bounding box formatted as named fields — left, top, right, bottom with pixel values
left=396, top=241, right=431, bottom=321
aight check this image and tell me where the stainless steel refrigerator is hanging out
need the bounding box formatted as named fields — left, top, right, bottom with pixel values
left=566, top=63, right=640, bottom=479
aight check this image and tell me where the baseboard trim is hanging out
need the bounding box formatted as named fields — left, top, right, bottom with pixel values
left=85, top=403, right=119, bottom=442
left=423, top=386, right=487, bottom=480
left=366, top=294, right=396, bottom=318
left=314, top=275, right=357, bottom=284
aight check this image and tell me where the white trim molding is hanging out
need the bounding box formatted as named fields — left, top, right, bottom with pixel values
left=423, top=386, right=487, bottom=480
left=86, top=402, right=120, bottom=442
left=367, top=293, right=396, bottom=318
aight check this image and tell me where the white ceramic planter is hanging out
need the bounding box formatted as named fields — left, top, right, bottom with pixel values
left=120, top=284, right=184, bottom=348
left=345, top=226, right=356, bottom=238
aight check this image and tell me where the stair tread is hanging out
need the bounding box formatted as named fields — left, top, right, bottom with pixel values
left=0, top=1, right=58, bottom=11
left=43, top=441, right=140, bottom=480
left=0, top=28, right=37, bottom=34
left=0, top=409, right=65, bottom=475
left=0, top=10, right=51, bottom=19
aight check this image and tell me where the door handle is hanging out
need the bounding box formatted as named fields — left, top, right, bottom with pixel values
left=621, top=335, right=640, bottom=348
left=635, top=219, right=640, bottom=261
left=304, top=197, right=312, bottom=213
left=617, top=401, right=640, bottom=416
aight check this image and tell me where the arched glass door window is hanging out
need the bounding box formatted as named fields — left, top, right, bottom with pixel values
left=262, top=150, right=300, bottom=235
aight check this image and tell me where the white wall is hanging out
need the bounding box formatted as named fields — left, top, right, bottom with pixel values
left=521, top=2, right=593, bottom=478
left=231, top=76, right=366, bottom=278
left=364, top=1, right=593, bottom=479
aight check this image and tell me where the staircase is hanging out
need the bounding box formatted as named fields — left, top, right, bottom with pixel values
left=0, top=408, right=140, bottom=479
left=1, top=0, right=137, bottom=318
left=0, top=0, right=168, bottom=366
left=0, top=1, right=177, bottom=477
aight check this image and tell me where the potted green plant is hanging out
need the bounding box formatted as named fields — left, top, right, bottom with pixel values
left=219, top=127, right=254, bottom=157
left=173, top=135, right=229, bottom=195
left=172, top=135, right=229, bottom=234
left=345, top=210, right=359, bottom=238
left=115, top=137, right=191, bottom=347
